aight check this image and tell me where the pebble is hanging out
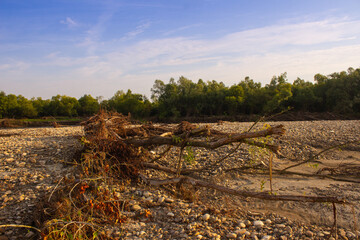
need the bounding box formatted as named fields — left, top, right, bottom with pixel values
left=131, top=205, right=142, bottom=211
left=143, top=191, right=151, bottom=198
left=254, top=220, right=264, bottom=228
left=261, top=236, right=272, bottom=240
left=2, top=122, right=360, bottom=240
left=226, top=232, right=237, bottom=239
left=339, top=229, right=347, bottom=238
left=201, top=213, right=211, bottom=221
left=157, top=196, right=165, bottom=203
left=305, top=230, right=314, bottom=237
left=165, top=197, right=174, bottom=203
left=236, top=229, right=247, bottom=235
left=239, top=222, right=246, bottom=228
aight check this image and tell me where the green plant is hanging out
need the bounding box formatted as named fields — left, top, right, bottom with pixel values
left=183, top=146, right=195, bottom=164
left=260, top=179, right=266, bottom=191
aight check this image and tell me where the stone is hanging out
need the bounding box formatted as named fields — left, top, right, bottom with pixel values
left=261, top=236, right=272, bottom=240
left=226, top=232, right=237, bottom=239
left=338, top=229, right=347, bottom=238
left=235, top=229, right=247, bottom=235
left=239, top=222, right=246, bottom=228
left=346, top=231, right=356, bottom=238
left=131, top=204, right=142, bottom=211
left=157, top=196, right=165, bottom=203
left=285, top=226, right=292, bottom=233
left=167, top=212, right=175, bottom=217
left=201, top=214, right=210, bottom=221
left=265, top=219, right=272, bottom=224
left=253, top=220, right=264, bottom=228
left=305, top=230, right=314, bottom=237
left=165, top=197, right=174, bottom=203
left=143, top=191, right=151, bottom=198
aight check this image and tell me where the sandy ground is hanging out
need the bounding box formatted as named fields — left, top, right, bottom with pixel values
left=211, top=121, right=360, bottom=230
left=1, top=120, right=359, bottom=239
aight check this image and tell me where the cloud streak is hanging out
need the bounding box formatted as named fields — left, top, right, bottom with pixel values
left=121, top=22, right=151, bottom=41
left=2, top=17, right=360, bottom=98
left=60, top=17, right=79, bottom=28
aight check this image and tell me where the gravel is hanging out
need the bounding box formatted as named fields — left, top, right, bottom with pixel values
left=0, top=121, right=359, bottom=239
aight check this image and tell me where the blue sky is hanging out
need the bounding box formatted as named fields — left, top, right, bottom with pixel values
left=1, top=0, right=360, bottom=99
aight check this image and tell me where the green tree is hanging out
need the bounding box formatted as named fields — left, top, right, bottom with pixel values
left=0, top=91, right=7, bottom=118
left=48, top=95, right=79, bottom=117
left=109, top=90, right=151, bottom=118
left=78, top=94, right=100, bottom=116
left=263, top=73, right=292, bottom=113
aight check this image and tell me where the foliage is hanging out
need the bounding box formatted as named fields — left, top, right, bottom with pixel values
left=1, top=67, right=360, bottom=119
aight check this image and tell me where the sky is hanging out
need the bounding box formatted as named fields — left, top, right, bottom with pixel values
left=1, top=0, right=360, bottom=99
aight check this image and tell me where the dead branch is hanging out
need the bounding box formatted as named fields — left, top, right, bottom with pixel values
left=125, top=125, right=285, bottom=149
left=280, top=139, right=360, bottom=173
left=140, top=175, right=349, bottom=204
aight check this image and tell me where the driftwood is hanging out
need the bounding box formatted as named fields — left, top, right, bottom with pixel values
left=140, top=175, right=348, bottom=204
left=82, top=111, right=354, bottom=217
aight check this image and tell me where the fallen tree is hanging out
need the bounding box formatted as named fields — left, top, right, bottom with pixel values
left=81, top=111, right=349, bottom=207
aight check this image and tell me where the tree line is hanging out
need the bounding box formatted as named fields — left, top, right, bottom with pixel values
left=1, top=67, right=359, bottom=119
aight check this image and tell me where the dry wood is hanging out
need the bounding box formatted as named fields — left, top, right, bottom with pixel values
left=82, top=111, right=356, bottom=226
left=125, top=125, right=285, bottom=149
left=140, top=175, right=349, bottom=204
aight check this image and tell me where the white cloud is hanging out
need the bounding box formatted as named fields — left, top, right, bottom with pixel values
left=79, top=11, right=114, bottom=54
left=60, top=17, right=79, bottom=28
left=162, top=23, right=202, bottom=36
left=3, top=17, right=360, bottom=99
left=121, top=22, right=151, bottom=41
left=0, top=60, right=29, bottom=72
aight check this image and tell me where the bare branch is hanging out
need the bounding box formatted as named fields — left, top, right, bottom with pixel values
left=140, top=175, right=349, bottom=204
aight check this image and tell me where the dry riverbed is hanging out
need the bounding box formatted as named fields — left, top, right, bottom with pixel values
left=0, top=120, right=359, bottom=239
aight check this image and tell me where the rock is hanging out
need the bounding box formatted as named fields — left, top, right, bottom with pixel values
left=235, top=229, right=247, bottom=235
left=165, top=197, right=174, bottom=203
left=143, top=191, right=151, bottom=198
left=157, top=196, right=165, bottom=203
left=226, top=232, right=237, bottom=239
left=239, top=222, right=246, bottom=228
left=253, top=220, right=264, bottom=228
left=201, top=213, right=210, bottom=221
left=346, top=231, right=356, bottom=238
left=305, top=230, right=314, bottom=237
left=285, top=226, right=292, bottom=233
left=131, top=204, right=142, bottom=211
left=265, top=219, right=272, bottom=225
left=338, top=229, right=347, bottom=238
left=244, top=220, right=252, bottom=226
left=261, top=236, right=272, bottom=240
left=167, top=212, right=175, bottom=217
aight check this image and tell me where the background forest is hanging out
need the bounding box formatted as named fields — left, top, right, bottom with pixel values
left=1, top=67, right=360, bottom=119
